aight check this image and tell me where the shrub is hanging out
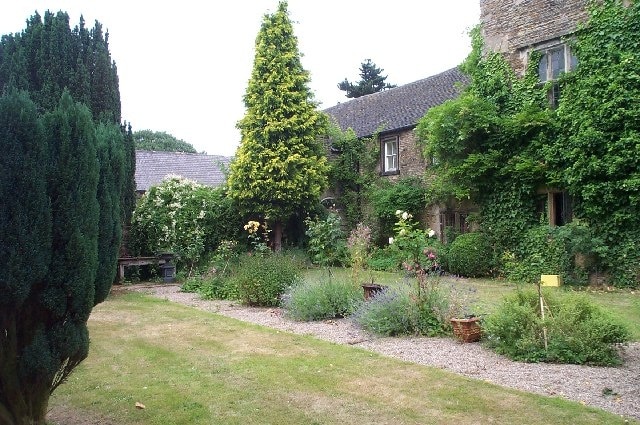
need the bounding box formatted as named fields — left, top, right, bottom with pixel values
left=367, top=247, right=401, bottom=271
left=284, top=278, right=362, bottom=321
left=234, top=253, right=302, bottom=307
left=483, top=288, right=630, bottom=365
left=446, top=232, right=493, bottom=277
left=130, top=176, right=240, bottom=271
left=305, top=212, right=348, bottom=266
left=503, top=222, right=606, bottom=285
left=180, top=240, right=241, bottom=300
left=353, top=279, right=451, bottom=337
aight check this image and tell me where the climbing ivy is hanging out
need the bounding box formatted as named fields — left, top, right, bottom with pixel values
left=416, top=1, right=640, bottom=287
left=550, top=0, right=640, bottom=285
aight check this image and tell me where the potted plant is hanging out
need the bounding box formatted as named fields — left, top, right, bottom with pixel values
left=450, top=314, right=482, bottom=343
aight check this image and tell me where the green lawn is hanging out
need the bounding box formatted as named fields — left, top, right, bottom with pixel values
left=48, top=291, right=636, bottom=425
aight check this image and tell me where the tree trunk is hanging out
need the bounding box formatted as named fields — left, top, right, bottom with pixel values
left=1, top=313, right=51, bottom=425
left=273, top=221, right=283, bottom=252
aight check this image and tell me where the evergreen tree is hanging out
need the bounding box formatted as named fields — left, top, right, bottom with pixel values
left=228, top=1, right=329, bottom=251
left=0, top=11, right=121, bottom=123
left=338, top=59, right=396, bottom=98
left=133, top=129, right=198, bottom=153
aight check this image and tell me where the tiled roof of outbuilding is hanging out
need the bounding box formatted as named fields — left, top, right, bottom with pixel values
left=324, top=67, right=468, bottom=138
left=135, top=150, right=231, bottom=192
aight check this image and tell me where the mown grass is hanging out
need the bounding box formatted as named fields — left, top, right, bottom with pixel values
left=48, top=291, right=635, bottom=424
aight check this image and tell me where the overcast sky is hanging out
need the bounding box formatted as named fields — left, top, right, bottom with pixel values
left=1, top=1, right=480, bottom=156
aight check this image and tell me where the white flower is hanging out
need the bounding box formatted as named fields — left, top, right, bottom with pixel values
left=399, top=229, right=406, bottom=236
left=428, top=229, right=436, bottom=238
left=395, top=210, right=402, bottom=216
left=388, top=237, right=394, bottom=245
left=402, top=212, right=409, bottom=220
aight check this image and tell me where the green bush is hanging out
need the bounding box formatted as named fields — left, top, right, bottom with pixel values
left=130, top=177, right=240, bottom=271
left=367, top=247, right=402, bottom=271
left=483, top=288, right=630, bottom=365
left=305, top=212, right=348, bottom=266
left=353, top=280, right=451, bottom=337
left=284, top=278, right=362, bottom=321
left=180, top=240, right=241, bottom=300
left=446, top=232, right=493, bottom=277
left=503, top=222, right=606, bottom=285
left=234, top=253, right=302, bottom=307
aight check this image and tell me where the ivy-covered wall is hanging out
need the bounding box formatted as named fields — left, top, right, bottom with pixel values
left=417, top=0, right=640, bottom=287
left=481, top=0, right=589, bottom=74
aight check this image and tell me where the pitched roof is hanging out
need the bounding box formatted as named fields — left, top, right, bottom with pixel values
left=135, top=150, right=231, bottom=192
left=324, top=67, right=468, bottom=138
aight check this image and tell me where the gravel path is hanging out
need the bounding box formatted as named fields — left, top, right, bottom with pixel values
left=126, top=284, right=640, bottom=421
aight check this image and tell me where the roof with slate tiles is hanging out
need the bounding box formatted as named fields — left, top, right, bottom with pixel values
left=324, top=67, right=469, bottom=138
left=135, top=150, right=232, bottom=192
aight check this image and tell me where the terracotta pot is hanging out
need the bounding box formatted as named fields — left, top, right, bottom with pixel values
left=451, top=317, right=482, bottom=343
left=362, top=283, right=387, bottom=300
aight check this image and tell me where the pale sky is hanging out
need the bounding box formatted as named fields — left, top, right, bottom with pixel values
left=1, top=1, right=480, bottom=157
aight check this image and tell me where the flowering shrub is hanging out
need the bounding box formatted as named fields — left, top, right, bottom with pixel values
left=284, top=278, right=362, bottom=321
left=353, top=278, right=453, bottom=337
left=244, top=220, right=271, bottom=255
left=130, top=175, right=238, bottom=272
left=389, top=210, right=442, bottom=274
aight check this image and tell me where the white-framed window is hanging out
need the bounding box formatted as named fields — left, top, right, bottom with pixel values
left=537, top=44, right=577, bottom=82
left=381, top=136, right=398, bottom=174
left=536, top=43, right=577, bottom=108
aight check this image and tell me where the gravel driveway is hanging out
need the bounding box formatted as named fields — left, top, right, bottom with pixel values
left=126, top=284, right=640, bottom=421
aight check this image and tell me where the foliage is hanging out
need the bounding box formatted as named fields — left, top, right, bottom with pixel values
left=0, top=11, right=121, bottom=123
left=0, top=90, right=126, bottom=424
left=337, top=58, right=396, bottom=98
left=446, top=232, right=493, bottom=278
left=180, top=240, right=241, bottom=300
left=133, top=129, right=197, bottom=153
left=130, top=176, right=240, bottom=272
left=346, top=223, right=372, bottom=284
left=243, top=220, right=271, bottom=255
left=233, top=252, right=303, bottom=307
left=416, top=8, right=640, bottom=287
left=353, top=278, right=452, bottom=337
left=549, top=0, right=640, bottom=286
left=502, top=222, right=606, bottom=284
left=304, top=212, right=349, bottom=266
left=483, top=288, right=630, bottom=365
left=228, top=1, right=329, bottom=251
left=368, top=177, right=427, bottom=241
left=366, top=247, right=403, bottom=272
left=389, top=210, right=442, bottom=273
left=284, top=276, right=363, bottom=321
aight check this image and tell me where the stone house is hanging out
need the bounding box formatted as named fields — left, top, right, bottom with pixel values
left=481, top=0, right=589, bottom=226
left=324, top=67, right=470, bottom=237
left=325, top=0, right=592, bottom=237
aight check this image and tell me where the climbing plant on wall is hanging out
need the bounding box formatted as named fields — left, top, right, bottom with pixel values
left=549, top=0, right=640, bottom=286
left=416, top=1, right=640, bottom=287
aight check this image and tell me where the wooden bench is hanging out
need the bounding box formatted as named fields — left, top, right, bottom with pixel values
left=116, top=256, right=167, bottom=283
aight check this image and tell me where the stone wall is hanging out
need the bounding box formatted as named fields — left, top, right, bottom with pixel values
left=379, top=128, right=428, bottom=181
left=480, top=0, right=589, bottom=74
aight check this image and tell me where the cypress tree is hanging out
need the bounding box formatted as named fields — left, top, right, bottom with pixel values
left=0, top=89, right=108, bottom=424
left=228, top=1, right=329, bottom=251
